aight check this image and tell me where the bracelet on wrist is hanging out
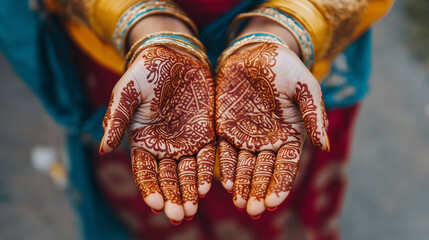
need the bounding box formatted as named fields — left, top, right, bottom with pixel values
left=216, top=32, right=289, bottom=73
left=113, top=0, right=199, bottom=57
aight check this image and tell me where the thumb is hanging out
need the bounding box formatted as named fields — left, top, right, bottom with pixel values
left=100, top=78, right=141, bottom=154
left=293, top=80, right=330, bottom=151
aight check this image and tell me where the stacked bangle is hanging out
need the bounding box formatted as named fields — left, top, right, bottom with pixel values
left=228, top=7, right=314, bottom=69
left=113, top=0, right=199, bottom=57
left=216, top=32, right=289, bottom=72
left=125, top=32, right=209, bottom=70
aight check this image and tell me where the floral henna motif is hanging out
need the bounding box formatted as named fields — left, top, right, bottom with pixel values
left=216, top=43, right=298, bottom=152
left=158, top=159, right=182, bottom=205
left=266, top=142, right=300, bottom=197
left=103, top=93, right=114, bottom=128
left=107, top=81, right=139, bottom=149
left=233, top=151, right=256, bottom=203
left=196, top=143, right=216, bottom=188
left=293, top=82, right=322, bottom=149
left=219, top=141, right=238, bottom=187
left=178, top=158, right=198, bottom=205
left=132, top=148, right=160, bottom=198
left=250, top=151, right=275, bottom=201
left=132, top=47, right=215, bottom=159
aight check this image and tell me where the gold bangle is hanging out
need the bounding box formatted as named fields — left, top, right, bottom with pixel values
left=113, top=0, right=199, bottom=56
left=228, top=7, right=314, bottom=69
left=261, top=0, right=332, bottom=61
left=216, top=32, right=289, bottom=72
left=124, top=31, right=206, bottom=61
left=125, top=35, right=210, bottom=70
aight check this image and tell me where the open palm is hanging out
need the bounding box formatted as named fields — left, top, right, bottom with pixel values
left=100, top=46, right=216, bottom=223
left=216, top=43, right=329, bottom=217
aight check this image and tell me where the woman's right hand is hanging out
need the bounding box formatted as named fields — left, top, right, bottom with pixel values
left=99, top=46, right=216, bottom=223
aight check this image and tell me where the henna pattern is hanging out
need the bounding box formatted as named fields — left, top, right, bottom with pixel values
left=233, top=151, right=256, bottom=202
left=132, top=148, right=160, bottom=198
left=266, top=142, right=300, bottom=197
left=250, top=151, right=275, bottom=201
left=158, top=159, right=182, bottom=205
left=216, top=43, right=298, bottom=152
left=219, top=140, right=238, bottom=186
left=132, top=47, right=215, bottom=159
left=107, top=81, right=139, bottom=149
left=103, top=93, right=114, bottom=128
left=293, top=82, right=322, bottom=148
left=178, top=158, right=198, bottom=205
left=196, top=143, right=216, bottom=188
left=321, top=96, right=328, bottom=128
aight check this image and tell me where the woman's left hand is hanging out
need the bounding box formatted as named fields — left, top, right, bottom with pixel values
left=216, top=42, right=329, bottom=217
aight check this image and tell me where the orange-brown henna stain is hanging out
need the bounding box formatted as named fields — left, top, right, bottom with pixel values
left=103, top=93, right=114, bottom=128
left=216, top=43, right=298, bottom=151
left=196, top=143, right=216, bottom=187
left=158, top=159, right=182, bottom=205
left=266, top=142, right=300, bottom=197
left=233, top=151, right=256, bottom=202
left=132, top=47, right=215, bottom=159
left=107, top=82, right=139, bottom=149
left=321, top=96, right=328, bottom=128
left=132, top=148, right=161, bottom=198
left=219, top=140, right=238, bottom=185
left=250, top=151, right=275, bottom=201
left=293, top=82, right=322, bottom=149
left=178, top=158, right=198, bottom=205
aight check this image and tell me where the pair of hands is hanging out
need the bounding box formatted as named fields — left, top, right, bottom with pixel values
left=99, top=42, right=329, bottom=223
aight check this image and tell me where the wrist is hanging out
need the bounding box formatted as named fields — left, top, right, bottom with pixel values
left=128, top=15, right=195, bottom=47
left=239, top=17, right=301, bottom=57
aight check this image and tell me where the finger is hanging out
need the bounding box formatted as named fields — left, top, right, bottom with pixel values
left=218, top=140, right=238, bottom=192
left=158, top=159, right=184, bottom=222
left=233, top=150, right=256, bottom=209
left=247, top=151, right=275, bottom=216
left=100, top=78, right=141, bottom=154
left=178, top=157, right=198, bottom=218
left=265, top=141, right=302, bottom=208
left=196, top=142, right=216, bottom=196
left=293, top=81, right=330, bottom=151
left=132, top=148, right=164, bottom=211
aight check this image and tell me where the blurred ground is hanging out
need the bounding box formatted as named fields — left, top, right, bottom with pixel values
left=1, top=0, right=428, bottom=239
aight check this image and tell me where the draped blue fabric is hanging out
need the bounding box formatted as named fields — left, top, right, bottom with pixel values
left=0, top=0, right=371, bottom=239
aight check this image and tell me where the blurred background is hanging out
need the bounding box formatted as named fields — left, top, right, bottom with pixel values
left=1, top=0, right=428, bottom=239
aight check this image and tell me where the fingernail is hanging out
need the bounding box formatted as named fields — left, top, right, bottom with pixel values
left=236, top=206, right=245, bottom=212
left=250, top=214, right=262, bottom=220
left=267, top=206, right=278, bottom=212
left=227, top=190, right=233, bottom=194
left=324, top=129, right=330, bottom=152
left=170, top=220, right=182, bottom=226
left=99, top=135, right=105, bottom=155
left=151, top=208, right=162, bottom=214
left=199, top=194, right=206, bottom=199
left=184, top=216, right=194, bottom=221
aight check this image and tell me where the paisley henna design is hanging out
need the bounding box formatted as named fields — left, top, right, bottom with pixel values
left=266, top=142, right=300, bottom=198
left=132, top=148, right=161, bottom=198
left=249, top=151, right=275, bottom=201
left=196, top=143, right=216, bottom=194
left=178, top=157, right=198, bottom=206
left=218, top=140, right=238, bottom=190
left=158, top=159, right=182, bottom=205
left=216, top=43, right=298, bottom=152
left=103, top=93, right=114, bottom=128
left=107, top=81, right=139, bottom=149
left=131, top=47, right=215, bottom=159
left=293, top=82, right=322, bottom=149
left=233, top=150, right=256, bottom=208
